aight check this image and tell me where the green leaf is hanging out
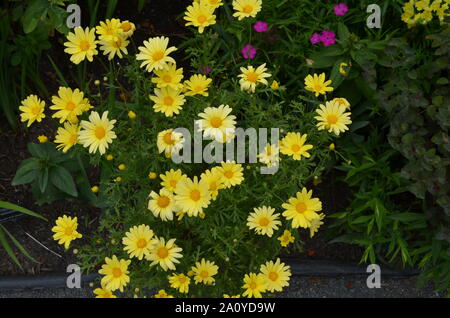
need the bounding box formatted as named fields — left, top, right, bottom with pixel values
left=0, top=201, right=46, bottom=221
left=11, top=158, right=40, bottom=186
left=22, top=0, right=49, bottom=34
left=1, top=226, right=38, bottom=263
left=0, top=225, right=22, bottom=269
left=337, top=23, right=350, bottom=42
left=50, top=166, right=78, bottom=197
left=38, top=167, right=49, bottom=193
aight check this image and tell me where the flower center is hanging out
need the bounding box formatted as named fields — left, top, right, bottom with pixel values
left=197, top=15, right=207, bottom=24
left=195, top=85, right=204, bottom=92
left=64, top=228, right=73, bottom=235
left=157, top=195, right=171, bottom=208
left=190, top=189, right=201, bottom=201
left=295, top=202, right=307, bottom=213
left=243, top=5, right=253, bottom=14
left=163, top=132, right=175, bottom=145
left=210, top=116, right=223, bottom=128
left=170, top=180, right=178, bottom=188
left=66, top=102, right=76, bottom=111
left=112, top=38, right=122, bottom=48
left=224, top=170, right=234, bottom=179
left=137, top=238, right=147, bottom=248
left=69, top=135, right=77, bottom=143
left=80, top=40, right=90, bottom=51
left=259, top=217, right=270, bottom=227
left=163, top=75, right=172, bottom=83
left=200, top=270, right=209, bottom=278
left=209, top=182, right=217, bottom=191
left=249, top=282, right=257, bottom=290
left=291, top=144, right=301, bottom=152
left=313, top=83, right=323, bottom=91
left=157, top=247, right=169, bottom=259
left=179, top=276, right=187, bottom=284
left=269, top=272, right=279, bottom=281
left=112, top=268, right=122, bottom=278
left=152, top=51, right=164, bottom=61
left=31, top=107, right=41, bottom=115
left=247, top=71, right=258, bottom=83
left=122, top=22, right=131, bottom=32
left=327, top=115, right=338, bottom=124
left=95, top=127, right=106, bottom=139
left=164, top=96, right=174, bottom=106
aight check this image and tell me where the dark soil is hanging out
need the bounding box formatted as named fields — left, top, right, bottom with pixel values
left=0, top=0, right=362, bottom=276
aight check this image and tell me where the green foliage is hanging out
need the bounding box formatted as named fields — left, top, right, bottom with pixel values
left=0, top=201, right=46, bottom=268
left=329, top=132, right=427, bottom=266
left=12, top=143, right=95, bottom=205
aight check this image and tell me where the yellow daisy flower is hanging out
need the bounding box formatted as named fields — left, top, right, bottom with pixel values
left=257, top=143, right=280, bottom=167
left=54, top=122, right=80, bottom=153
left=223, top=294, right=241, bottom=298
left=197, top=104, right=236, bottom=143
left=191, top=258, right=219, bottom=285
left=247, top=206, right=281, bottom=237
left=216, top=162, right=244, bottom=188
left=37, top=135, right=48, bottom=143
left=78, top=111, right=117, bottom=155
left=98, top=255, right=131, bottom=292
left=93, top=288, right=116, bottom=299
left=200, top=168, right=225, bottom=200
left=99, top=34, right=129, bottom=60
left=152, top=63, right=184, bottom=90
left=232, top=0, right=263, bottom=20
left=282, top=188, right=322, bottom=229
left=136, top=36, right=177, bottom=72
left=260, top=258, right=291, bottom=292
left=304, top=73, right=334, bottom=97
left=154, top=289, right=174, bottom=298
left=195, top=0, right=224, bottom=9
left=278, top=230, right=295, bottom=247
left=148, top=188, right=176, bottom=221
left=51, top=215, right=82, bottom=249
left=184, top=74, right=212, bottom=96
left=150, top=87, right=186, bottom=117
left=156, top=129, right=185, bottom=156
left=174, top=176, right=211, bottom=217
left=242, top=273, right=266, bottom=298
left=122, top=224, right=155, bottom=260
left=96, top=18, right=123, bottom=40
left=308, top=213, right=325, bottom=238
left=280, top=132, right=313, bottom=161
left=169, top=273, right=191, bottom=294
left=93, top=284, right=117, bottom=298
left=146, top=237, right=183, bottom=271
left=332, top=97, right=351, bottom=109
left=120, top=20, right=136, bottom=38
left=314, top=100, right=352, bottom=136
left=64, top=26, right=98, bottom=65
left=160, top=169, right=187, bottom=192
left=238, top=63, right=271, bottom=93
left=184, top=0, right=217, bottom=34
left=19, top=95, right=45, bottom=127
left=50, top=87, right=92, bottom=123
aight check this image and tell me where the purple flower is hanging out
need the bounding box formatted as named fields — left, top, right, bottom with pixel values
left=198, top=65, right=211, bottom=74
left=253, top=21, right=268, bottom=33
left=310, top=32, right=322, bottom=44
left=320, top=29, right=336, bottom=47
left=241, top=44, right=257, bottom=59
left=333, top=3, right=349, bottom=16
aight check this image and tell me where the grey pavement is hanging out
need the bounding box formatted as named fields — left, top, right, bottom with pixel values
left=0, top=275, right=443, bottom=298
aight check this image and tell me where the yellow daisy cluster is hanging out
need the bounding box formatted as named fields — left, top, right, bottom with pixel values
left=138, top=36, right=213, bottom=118
left=241, top=258, right=291, bottom=298
left=148, top=162, right=244, bottom=220
left=402, top=0, right=449, bottom=27
left=63, top=19, right=135, bottom=64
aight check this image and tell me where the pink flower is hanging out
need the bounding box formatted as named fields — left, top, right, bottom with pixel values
left=310, top=32, right=322, bottom=44
left=198, top=65, right=211, bottom=74
left=333, top=3, right=349, bottom=16
left=241, top=44, right=257, bottom=59
left=320, top=29, right=336, bottom=47
left=253, top=21, right=268, bottom=33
